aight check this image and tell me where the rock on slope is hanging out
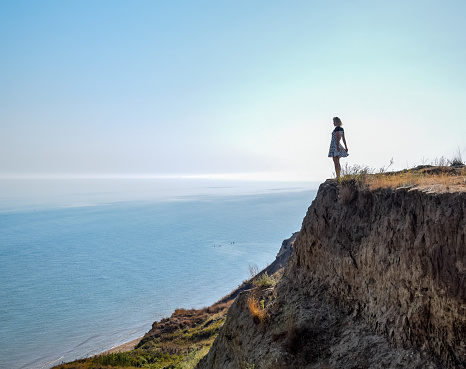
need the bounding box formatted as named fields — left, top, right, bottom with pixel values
left=197, top=179, right=466, bottom=369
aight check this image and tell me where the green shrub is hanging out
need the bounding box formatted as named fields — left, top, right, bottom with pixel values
left=92, top=352, right=137, bottom=366
left=253, top=272, right=276, bottom=288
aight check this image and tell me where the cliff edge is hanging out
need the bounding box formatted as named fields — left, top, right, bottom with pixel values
left=197, top=173, right=466, bottom=368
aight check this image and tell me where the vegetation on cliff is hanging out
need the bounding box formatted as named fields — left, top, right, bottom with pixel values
left=340, top=160, right=465, bottom=191
left=53, top=299, right=231, bottom=369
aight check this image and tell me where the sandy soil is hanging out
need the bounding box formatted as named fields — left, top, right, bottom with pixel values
left=97, top=337, right=143, bottom=356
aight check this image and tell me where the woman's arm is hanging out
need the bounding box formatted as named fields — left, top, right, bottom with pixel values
left=335, top=131, right=340, bottom=151
left=342, top=133, right=348, bottom=152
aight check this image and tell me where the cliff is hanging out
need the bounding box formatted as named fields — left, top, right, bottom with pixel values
left=197, top=174, right=466, bottom=368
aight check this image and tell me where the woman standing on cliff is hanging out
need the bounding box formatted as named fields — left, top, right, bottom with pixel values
left=328, top=116, right=348, bottom=179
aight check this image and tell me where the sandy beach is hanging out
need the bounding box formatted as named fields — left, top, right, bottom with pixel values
left=97, top=337, right=143, bottom=356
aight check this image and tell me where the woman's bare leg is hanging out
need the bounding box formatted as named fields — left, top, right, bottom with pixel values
left=333, top=156, right=341, bottom=179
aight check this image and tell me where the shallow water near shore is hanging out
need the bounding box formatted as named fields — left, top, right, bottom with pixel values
left=0, top=178, right=318, bottom=369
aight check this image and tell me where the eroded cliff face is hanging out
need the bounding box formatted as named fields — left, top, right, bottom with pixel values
left=197, top=180, right=466, bottom=369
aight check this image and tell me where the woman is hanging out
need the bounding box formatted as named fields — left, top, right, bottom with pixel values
left=328, top=116, right=348, bottom=179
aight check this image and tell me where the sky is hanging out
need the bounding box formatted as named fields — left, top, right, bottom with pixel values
left=1, top=0, right=465, bottom=181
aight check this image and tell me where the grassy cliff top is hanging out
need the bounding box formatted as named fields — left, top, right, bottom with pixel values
left=341, top=164, right=466, bottom=193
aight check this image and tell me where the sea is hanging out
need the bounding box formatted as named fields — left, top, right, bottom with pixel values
left=0, top=178, right=318, bottom=369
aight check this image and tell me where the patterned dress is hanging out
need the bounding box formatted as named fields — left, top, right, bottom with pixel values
left=328, top=126, right=348, bottom=158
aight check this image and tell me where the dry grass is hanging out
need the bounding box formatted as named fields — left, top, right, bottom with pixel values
left=248, top=296, right=267, bottom=324
left=340, top=164, right=466, bottom=193
left=366, top=168, right=466, bottom=192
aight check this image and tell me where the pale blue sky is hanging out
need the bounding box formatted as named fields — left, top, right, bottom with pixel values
left=1, top=0, right=465, bottom=181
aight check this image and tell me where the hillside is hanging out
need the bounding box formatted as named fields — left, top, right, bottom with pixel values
left=197, top=166, right=466, bottom=369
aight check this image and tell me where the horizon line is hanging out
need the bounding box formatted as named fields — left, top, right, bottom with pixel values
left=0, top=172, right=321, bottom=182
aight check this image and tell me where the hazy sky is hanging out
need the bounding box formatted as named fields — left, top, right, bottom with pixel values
left=1, top=0, right=465, bottom=181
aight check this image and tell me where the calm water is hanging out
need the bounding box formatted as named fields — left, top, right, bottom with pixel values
left=0, top=179, right=318, bottom=369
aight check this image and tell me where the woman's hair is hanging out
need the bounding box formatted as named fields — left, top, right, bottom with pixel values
left=333, top=117, right=342, bottom=126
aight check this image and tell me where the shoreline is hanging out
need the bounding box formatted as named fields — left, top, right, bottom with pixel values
left=96, top=336, right=143, bottom=356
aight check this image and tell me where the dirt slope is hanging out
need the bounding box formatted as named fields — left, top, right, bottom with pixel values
left=197, top=178, right=466, bottom=369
